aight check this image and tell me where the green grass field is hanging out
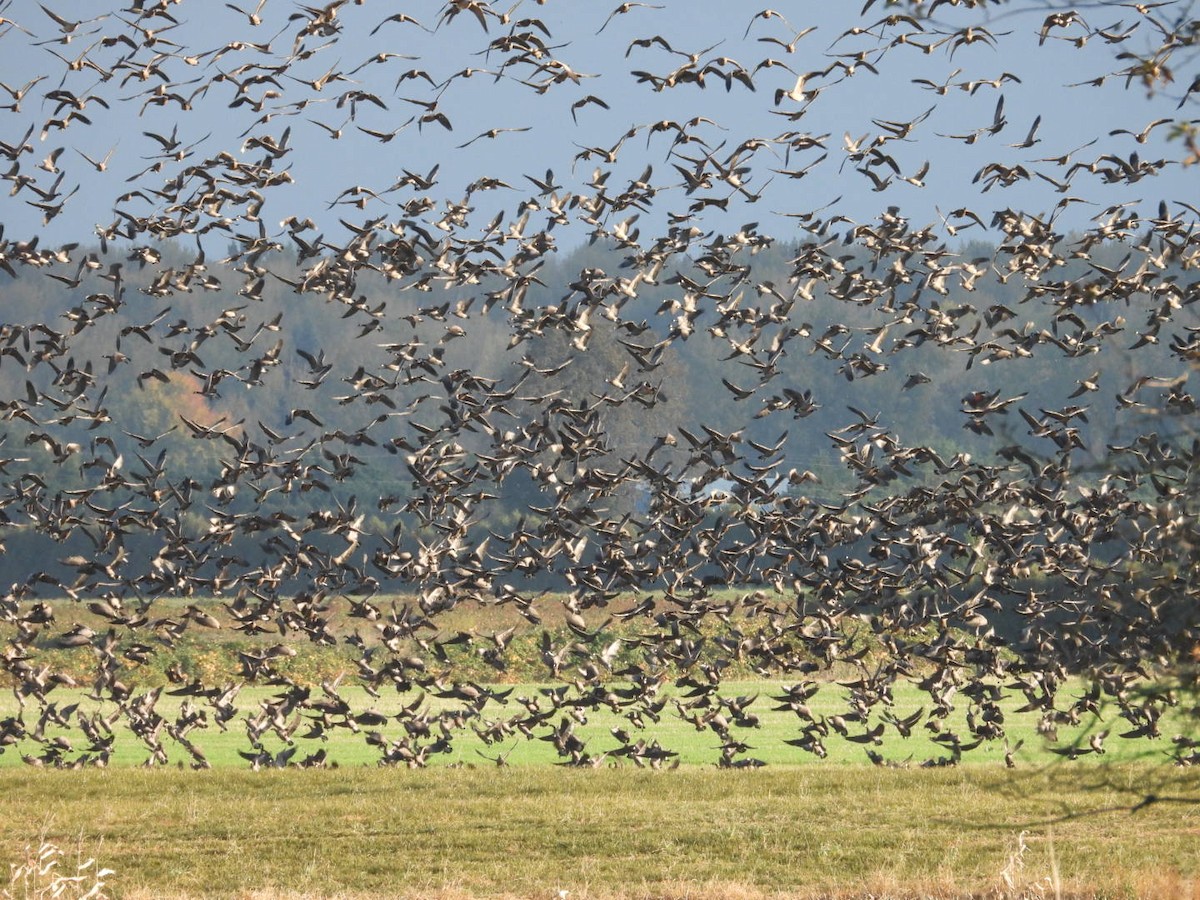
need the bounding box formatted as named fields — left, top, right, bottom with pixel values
left=0, top=679, right=1190, bottom=771
left=2, top=765, right=1198, bottom=899
left=2, top=680, right=1199, bottom=898
left=5, top=596, right=1199, bottom=897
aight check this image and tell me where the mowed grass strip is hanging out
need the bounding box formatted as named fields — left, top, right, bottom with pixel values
left=2, top=766, right=1199, bottom=899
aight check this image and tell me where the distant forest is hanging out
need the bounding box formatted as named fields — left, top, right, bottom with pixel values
left=0, top=227, right=1192, bottom=595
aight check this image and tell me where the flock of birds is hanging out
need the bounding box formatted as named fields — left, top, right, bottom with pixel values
left=0, top=0, right=1198, bottom=770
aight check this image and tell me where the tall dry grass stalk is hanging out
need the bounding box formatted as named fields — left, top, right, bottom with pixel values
left=3, top=838, right=113, bottom=900
left=997, top=830, right=1052, bottom=899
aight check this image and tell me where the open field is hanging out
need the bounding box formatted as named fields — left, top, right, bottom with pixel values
left=6, top=591, right=1199, bottom=771
left=0, top=679, right=1192, bottom=771
left=5, top=597, right=1200, bottom=897
left=2, top=765, right=1199, bottom=899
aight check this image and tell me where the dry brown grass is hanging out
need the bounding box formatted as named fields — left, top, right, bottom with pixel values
left=109, top=883, right=1200, bottom=900
left=3, top=838, right=113, bottom=900
left=3, top=766, right=1198, bottom=900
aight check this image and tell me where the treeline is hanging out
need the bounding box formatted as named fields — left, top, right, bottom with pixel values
left=0, top=228, right=1191, bottom=593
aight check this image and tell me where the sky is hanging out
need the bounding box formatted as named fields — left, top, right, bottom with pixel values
left=0, top=0, right=1196, bottom=252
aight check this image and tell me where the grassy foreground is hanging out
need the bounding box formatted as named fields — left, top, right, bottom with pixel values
left=2, top=765, right=1199, bottom=899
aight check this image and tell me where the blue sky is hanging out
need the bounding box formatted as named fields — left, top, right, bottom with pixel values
left=0, top=0, right=1195, bottom=250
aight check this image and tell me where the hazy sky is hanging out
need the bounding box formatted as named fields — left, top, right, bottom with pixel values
left=1, top=0, right=1195, bottom=250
